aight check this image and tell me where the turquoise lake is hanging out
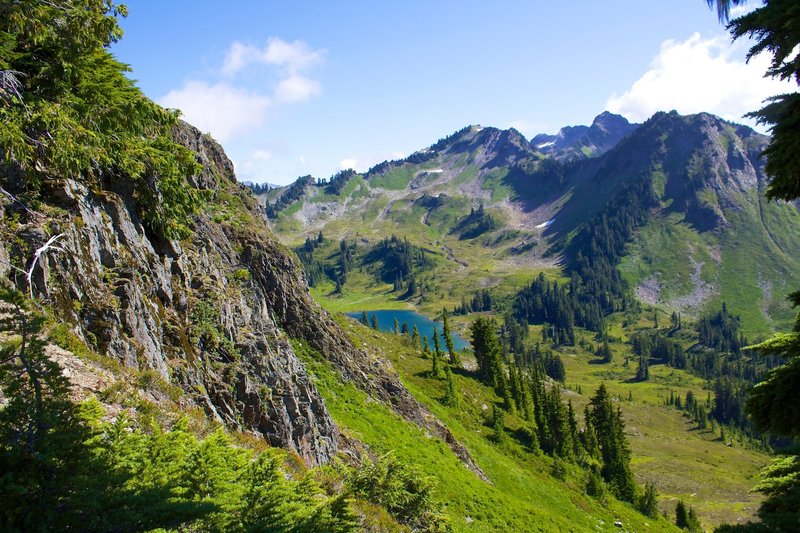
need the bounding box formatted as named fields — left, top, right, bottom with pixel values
left=347, top=309, right=470, bottom=351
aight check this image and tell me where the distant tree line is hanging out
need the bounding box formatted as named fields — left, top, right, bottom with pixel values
left=364, top=235, right=433, bottom=297
left=631, top=330, right=687, bottom=369
left=428, top=125, right=472, bottom=153
left=293, top=232, right=329, bottom=287
left=453, top=289, right=494, bottom=315
left=698, top=303, right=743, bottom=354
left=293, top=235, right=434, bottom=298
left=245, top=182, right=273, bottom=194
left=520, top=157, right=571, bottom=191
left=451, top=204, right=497, bottom=240
left=567, top=175, right=659, bottom=316
left=512, top=175, right=658, bottom=344
left=324, top=169, right=357, bottom=195
left=265, top=175, right=314, bottom=218
left=513, top=273, right=577, bottom=345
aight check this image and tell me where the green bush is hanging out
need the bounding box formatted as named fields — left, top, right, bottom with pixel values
left=0, top=1, right=203, bottom=239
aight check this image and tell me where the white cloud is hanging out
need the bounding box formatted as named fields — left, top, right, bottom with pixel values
left=729, top=4, right=758, bottom=18
left=339, top=158, right=358, bottom=170
left=606, top=33, right=794, bottom=129
left=276, top=73, right=321, bottom=103
left=161, top=37, right=325, bottom=145
left=222, top=38, right=324, bottom=103
left=235, top=151, right=271, bottom=181
left=222, top=37, right=324, bottom=76
left=159, top=81, right=270, bottom=142
left=221, top=42, right=259, bottom=76
left=251, top=149, right=272, bottom=161
left=337, top=151, right=406, bottom=173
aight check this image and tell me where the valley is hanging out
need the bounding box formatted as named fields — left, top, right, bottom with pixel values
left=2, top=2, right=798, bottom=531
left=323, top=317, right=769, bottom=530
left=257, top=110, right=800, bottom=530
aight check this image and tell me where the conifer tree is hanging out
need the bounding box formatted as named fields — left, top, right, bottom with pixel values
left=638, top=482, right=660, bottom=519
left=529, top=366, right=551, bottom=453
left=585, top=470, right=606, bottom=501
left=567, top=400, right=581, bottom=457
left=501, top=380, right=515, bottom=413
left=370, top=314, right=379, bottom=330
left=431, top=343, right=440, bottom=378
left=676, top=500, right=688, bottom=529
left=686, top=507, right=702, bottom=532
left=491, top=406, right=505, bottom=443
left=597, top=341, right=613, bottom=364
left=546, top=387, right=573, bottom=460
left=432, top=328, right=442, bottom=359
left=441, top=309, right=460, bottom=366
left=411, top=325, right=420, bottom=347
left=507, top=364, right=522, bottom=414
left=442, top=365, right=459, bottom=407
left=581, top=406, right=601, bottom=464
left=470, top=317, right=504, bottom=392
left=492, top=356, right=508, bottom=401
left=518, top=369, right=533, bottom=422
left=588, top=384, right=636, bottom=502
left=393, top=318, right=400, bottom=334
left=635, top=354, right=650, bottom=381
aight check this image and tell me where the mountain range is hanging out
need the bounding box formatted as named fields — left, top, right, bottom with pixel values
left=262, top=110, right=800, bottom=337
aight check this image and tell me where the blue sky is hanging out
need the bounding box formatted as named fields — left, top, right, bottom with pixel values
left=113, top=1, right=790, bottom=185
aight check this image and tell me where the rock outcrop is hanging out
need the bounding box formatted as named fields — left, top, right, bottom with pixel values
left=0, top=122, right=485, bottom=477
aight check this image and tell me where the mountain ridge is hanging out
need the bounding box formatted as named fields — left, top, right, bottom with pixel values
left=261, top=110, right=800, bottom=335
left=531, top=110, right=639, bottom=160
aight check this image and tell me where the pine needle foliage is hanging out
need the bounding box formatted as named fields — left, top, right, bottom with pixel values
left=0, top=1, right=202, bottom=238
left=0, top=286, right=360, bottom=532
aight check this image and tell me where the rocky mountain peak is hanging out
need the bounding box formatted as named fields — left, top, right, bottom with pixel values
left=590, top=111, right=634, bottom=136
left=531, top=111, right=637, bottom=160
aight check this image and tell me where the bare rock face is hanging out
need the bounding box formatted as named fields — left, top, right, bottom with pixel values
left=0, top=123, right=338, bottom=465
left=0, top=121, right=486, bottom=478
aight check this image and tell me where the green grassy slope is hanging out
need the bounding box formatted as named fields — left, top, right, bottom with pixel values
left=299, top=317, right=767, bottom=531
left=619, top=188, right=800, bottom=338
left=298, top=322, right=680, bottom=532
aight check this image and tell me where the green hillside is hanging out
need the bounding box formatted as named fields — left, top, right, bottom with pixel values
left=300, top=315, right=767, bottom=531
left=265, top=112, right=800, bottom=338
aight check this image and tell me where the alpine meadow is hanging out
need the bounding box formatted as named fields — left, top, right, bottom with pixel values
left=1, top=1, right=799, bottom=532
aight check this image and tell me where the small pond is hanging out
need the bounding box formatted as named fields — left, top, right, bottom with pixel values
left=347, top=309, right=470, bottom=351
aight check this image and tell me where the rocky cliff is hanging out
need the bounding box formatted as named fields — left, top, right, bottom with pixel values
left=0, top=122, right=483, bottom=474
